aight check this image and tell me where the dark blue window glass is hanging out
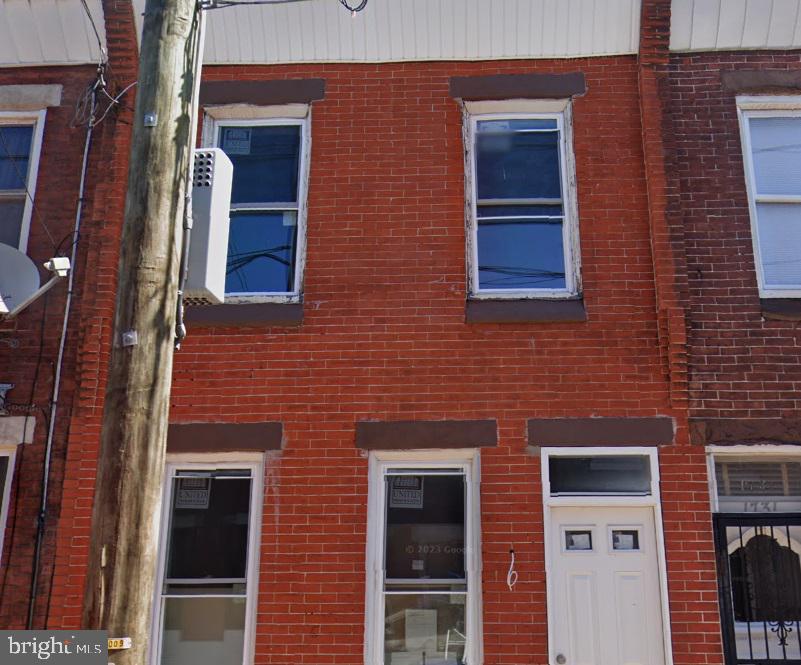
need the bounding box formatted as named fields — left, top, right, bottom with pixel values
left=476, top=125, right=561, bottom=200
left=477, top=220, right=566, bottom=290
left=226, top=211, right=298, bottom=294
left=0, top=126, right=33, bottom=191
left=220, top=125, right=300, bottom=205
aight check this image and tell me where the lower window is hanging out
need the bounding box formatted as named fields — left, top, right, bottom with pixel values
left=366, top=452, right=481, bottom=665
left=0, top=448, right=16, bottom=565
left=153, top=462, right=261, bottom=665
left=713, top=456, right=801, bottom=665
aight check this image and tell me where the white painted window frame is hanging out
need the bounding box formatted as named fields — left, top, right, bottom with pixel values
left=463, top=99, right=581, bottom=300
left=150, top=453, right=264, bottom=665
left=540, top=447, right=674, bottom=665
left=706, top=444, right=801, bottom=513
left=736, top=95, right=801, bottom=298
left=203, top=109, right=311, bottom=303
left=364, top=449, right=483, bottom=665
left=0, top=444, right=18, bottom=567
left=0, top=110, right=46, bottom=253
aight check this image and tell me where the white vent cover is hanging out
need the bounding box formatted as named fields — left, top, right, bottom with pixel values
left=185, top=148, right=233, bottom=305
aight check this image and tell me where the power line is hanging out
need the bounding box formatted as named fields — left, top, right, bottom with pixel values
left=78, top=0, right=107, bottom=64
left=204, top=0, right=368, bottom=12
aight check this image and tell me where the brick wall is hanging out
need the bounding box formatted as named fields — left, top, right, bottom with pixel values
left=664, top=51, right=801, bottom=420
left=0, top=63, right=115, bottom=627
left=41, top=52, right=722, bottom=664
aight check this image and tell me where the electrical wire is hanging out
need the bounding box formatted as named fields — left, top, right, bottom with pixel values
left=78, top=0, right=107, bottom=64
left=27, top=73, right=98, bottom=630
left=204, top=0, right=368, bottom=11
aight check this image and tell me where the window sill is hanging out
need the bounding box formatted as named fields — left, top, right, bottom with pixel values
left=184, top=302, right=303, bottom=327
left=761, top=298, right=801, bottom=321
left=466, top=298, right=586, bottom=323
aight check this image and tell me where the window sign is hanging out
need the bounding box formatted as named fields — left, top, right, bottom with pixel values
left=389, top=476, right=424, bottom=510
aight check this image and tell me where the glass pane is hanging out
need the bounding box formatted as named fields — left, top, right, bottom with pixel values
left=385, top=474, right=465, bottom=581
left=750, top=117, right=801, bottom=196
left=226, top=211, right=298, bottom=294
left=715, top=460, right=801, bottom=513
left=219, top=125, right=301, bottom=205
left=165, top=473, right=251, bottom=582
left=565, top=530, right=592, bottom=551
left=477, top=220, right=566, bottom=290
left=161, top=596, right=246, bottom=665
left=612, top=530, right=640, bottom=551
left=0, top=126, right=33, bottom=190
left=0, top=199, right=25, bottom=247
left=549, top=456, right=651, bottom=495
left=476, top=128, right=561, bottom=200
left=755, top=203, right=801, bottom=287
left=477, top=118, right=557, bottom=132
left=724, top=523, right=801, bottom=661
left=384, top=593, right=466, bottom=665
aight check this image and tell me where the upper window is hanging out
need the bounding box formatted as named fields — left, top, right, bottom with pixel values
left=212, top=116, right=309, bottom=301
left=152, top=462, right=261, bottom=665
left=738, top=97, right=801, bottom=297
left=466, top=104, right=580, bottom=299
left=0, top=112, right=46, bottom=252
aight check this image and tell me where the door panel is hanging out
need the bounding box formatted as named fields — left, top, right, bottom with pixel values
left=550, top=507, right=666, bottom=665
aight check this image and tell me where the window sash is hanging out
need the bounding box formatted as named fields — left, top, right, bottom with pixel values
left=367, top=454, right=481, bottom=665
left=153, top=461, right=261, bottom=665
left=468, top=111, right=577, bottom=298
left=738, top=106, right=801, bottom=297
left=0, top=113, right=45, bottom=252
left=211, top=118, right=308, bottom=299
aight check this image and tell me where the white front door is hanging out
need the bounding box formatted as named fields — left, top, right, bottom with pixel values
left=549, top=506, right=666, bottom=665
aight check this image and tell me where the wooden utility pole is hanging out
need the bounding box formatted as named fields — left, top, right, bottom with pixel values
left=81, top=0, right=203, bottom=661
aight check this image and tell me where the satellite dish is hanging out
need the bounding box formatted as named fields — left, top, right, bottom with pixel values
left=0, top=243, right=41, bottom=314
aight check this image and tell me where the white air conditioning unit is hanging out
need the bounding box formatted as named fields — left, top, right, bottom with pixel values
left=185, top=148, right=233, bottom=304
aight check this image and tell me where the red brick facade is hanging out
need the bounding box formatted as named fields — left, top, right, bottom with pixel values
left=4, top=1, right=800, bottom=664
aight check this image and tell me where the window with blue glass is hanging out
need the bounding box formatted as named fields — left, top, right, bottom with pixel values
left=470, top=114, right=578, bottom=297
left=0, top=124, right=34, bottom=249
left=217, top=121, right=305, bottom=297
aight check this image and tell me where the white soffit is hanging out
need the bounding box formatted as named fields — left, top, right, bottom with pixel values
left=132, top=0, right=641, bottom=63
left=671, top=0, right=801, bottom=51
left=0, top=0, right=106, bottom=67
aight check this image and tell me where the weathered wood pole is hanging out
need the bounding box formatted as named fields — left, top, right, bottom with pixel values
left=82, top=0, right=202, bottom=661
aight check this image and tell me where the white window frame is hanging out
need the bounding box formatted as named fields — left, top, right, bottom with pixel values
left=203, top=107, right=311, bottom=303
left=364, top=449, right=483, bottom=665
left=0, top=110, right=46, bottom=253
left=464, top=99, right=581, bottom=300
left=0, top=445, right=18, bottom=567
left=540, top=447, right=674, bottom=665
left=150, top=454, right=263, bottom=665
left=737, top=95, right=801, bottom=298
